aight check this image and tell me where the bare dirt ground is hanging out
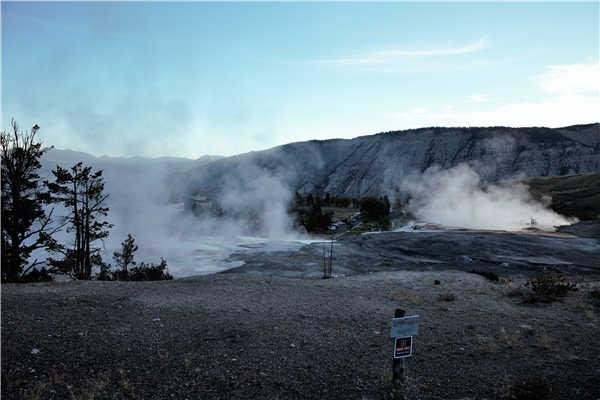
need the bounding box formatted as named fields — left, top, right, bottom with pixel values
left=2, top=268, right=600, bottom=400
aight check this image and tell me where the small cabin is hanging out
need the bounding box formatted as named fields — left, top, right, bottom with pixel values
left=186, top=191, right=220, bottom=216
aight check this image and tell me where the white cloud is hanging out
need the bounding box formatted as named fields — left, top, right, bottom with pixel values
left=536, top=62, right=600, bottom=96
left=315, top=38, right=488, bottom=66
left=467, top=94, right=490, bottom=103
left=393, top=96, right=599, bottom=128
left=391, top=62, right=600, bottom=128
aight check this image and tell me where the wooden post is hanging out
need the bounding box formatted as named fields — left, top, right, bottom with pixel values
left=323, top=246, right=327, bottom=279
left=392, top=308, right=406, bottom=384
left=323, top=237, right=334, bottom=279
left=328, top=236, right=334, bottom=277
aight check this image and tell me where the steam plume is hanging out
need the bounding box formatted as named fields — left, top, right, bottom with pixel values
left=400, top=164, right=576, bottom=231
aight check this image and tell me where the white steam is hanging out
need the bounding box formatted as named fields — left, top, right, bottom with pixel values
left=401, top=164, right=576, bottom=231
left=217, top=163, right=295, bottom=238
left=40, top=150, right=301, bottom=277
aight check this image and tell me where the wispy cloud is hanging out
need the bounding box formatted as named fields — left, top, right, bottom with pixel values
left=314, top=37, right=488, bottom=66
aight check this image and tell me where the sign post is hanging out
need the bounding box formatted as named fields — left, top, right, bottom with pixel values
left=390, top=308, right=419, bottom=384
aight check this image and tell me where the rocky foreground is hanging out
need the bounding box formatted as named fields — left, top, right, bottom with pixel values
left=2, top=265, right=600, bottom=399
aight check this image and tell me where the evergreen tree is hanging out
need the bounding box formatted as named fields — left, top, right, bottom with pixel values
left=113, top=233, right=138, bottom=276
left=302, top=204, right=333, bottom=233
left=48, top=162, right=112, bottom=280
left=359, top=197, right=390, bottom=223
left=1, top=120, right=60, bottom=282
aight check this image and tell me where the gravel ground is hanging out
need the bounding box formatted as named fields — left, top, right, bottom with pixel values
left=2, top=270, right=600, bottom=400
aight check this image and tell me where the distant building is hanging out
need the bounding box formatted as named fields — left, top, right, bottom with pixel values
left=186, top=191, right=220, bottom=216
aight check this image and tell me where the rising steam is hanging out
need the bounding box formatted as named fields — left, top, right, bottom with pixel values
left=40, top=150, right=301, bottom=277
left=400, top=164, right=576, bottom=231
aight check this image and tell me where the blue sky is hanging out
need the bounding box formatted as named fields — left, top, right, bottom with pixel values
left=2, top=2, right=599, bottom=158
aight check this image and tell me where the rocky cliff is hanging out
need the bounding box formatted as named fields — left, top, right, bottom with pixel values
left=183, top=123, right=600, bottom=197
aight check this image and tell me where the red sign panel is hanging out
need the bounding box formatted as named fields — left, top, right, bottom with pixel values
left=393, top=336, right=413, bottom=358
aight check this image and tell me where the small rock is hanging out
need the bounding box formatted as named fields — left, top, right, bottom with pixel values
left=31, top=348, right=40, bottom=355
left=290, top=343, right=296, bottom=348
left=456, top=255, right=473, bottom=265
left=519, top=324, right=534, bottom=335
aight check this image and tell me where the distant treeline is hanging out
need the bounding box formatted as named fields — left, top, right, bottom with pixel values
left=292, top=191, right=393, bottom=210
left=293, top=192, right=357, bottom=208
left=290, top=192, right=393, bottom=234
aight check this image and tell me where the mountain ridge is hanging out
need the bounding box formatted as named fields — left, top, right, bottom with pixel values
left=181, top=123, right=600, bottom=198
left=42, top=123, right=600, bottom=200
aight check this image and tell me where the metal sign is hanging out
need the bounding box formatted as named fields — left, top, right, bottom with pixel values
left=393, top=336, right=413, bottom=358
left=390, top=315, right=419, bottom=338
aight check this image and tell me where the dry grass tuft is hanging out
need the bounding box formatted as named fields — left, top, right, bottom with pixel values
left=474, top=333, right=499, bottom=354
left=437, top=292, right=456, bottom=302
left=390, top=290, right=423, bottom=305
left=523, top=271, right=577, bottom=303
left=506, top=376, right=551, bottom=400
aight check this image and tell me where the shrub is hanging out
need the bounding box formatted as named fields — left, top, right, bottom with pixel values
left=96, top=258, right=173, bottom=281
left=128, top=258, right=173, bottom=281
left=95, top=256, right=114, bottom=281
left=20, top=267, right=53, bottom=283
left=438, top=292, right=456, bottom=302
left=96, top=263, right=113, bottom=281
left=507, top=376, right=550, bottom=400
left=524, top=271, right=577, bottom=303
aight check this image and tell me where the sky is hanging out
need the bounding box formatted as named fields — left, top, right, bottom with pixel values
left=2, top=2, right=599, bottom=158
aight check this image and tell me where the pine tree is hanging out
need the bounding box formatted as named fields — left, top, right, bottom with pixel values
left=1, top=120, right=60, bottom=282
left=48, top=162, right=112, bottom=280
left=113, top=233, right=138, bottom=277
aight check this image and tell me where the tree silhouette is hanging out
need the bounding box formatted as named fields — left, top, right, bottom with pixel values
left=1, top=120, right=60, bottom=282
left=113, top=233, right=138, bottom=277
left=48, top=162, right=112, bottom=280
left=359, top=197, right=390, bottom=223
